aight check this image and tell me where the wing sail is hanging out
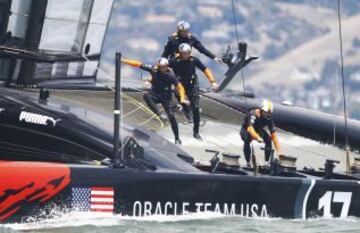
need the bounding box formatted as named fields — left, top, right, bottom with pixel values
left=204, top=92, right=360, bottom=151
left=0, top=0, right=114, bottom=87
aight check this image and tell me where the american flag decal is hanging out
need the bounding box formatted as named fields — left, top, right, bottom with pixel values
left=71, top=187, right=114, bottom=213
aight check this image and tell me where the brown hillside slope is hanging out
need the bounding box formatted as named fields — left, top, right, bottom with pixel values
left=242, top=13, right=360, bottom=91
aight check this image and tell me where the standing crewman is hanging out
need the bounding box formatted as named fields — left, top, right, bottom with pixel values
left=121, top=57, right=188, bottom=144
left=169, top=43, right=218, bottom=140
left=162, top=20, right=223, bottom=63
left=162, top=21, right=222, bottom=122
left=240, top=100, right=281, bottom=167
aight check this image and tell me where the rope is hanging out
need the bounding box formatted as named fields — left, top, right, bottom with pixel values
left=231, top=0, right=240, bottom=45
left=138, top=114, right=159, bottom=126
left=333, top=67, right=339, bottom=147
left=336, top=0, right=352, bottom=174
left=121, top=105, right=141, bottom=118
left=231, top=0, right=256, bottom=163
left=122, top=93, right=165, bottom=128
left=336, top=0, right=349, bottom=148
left=230, top=0, right=248, bottom=108
left=81, top=54, right=164, bottom=129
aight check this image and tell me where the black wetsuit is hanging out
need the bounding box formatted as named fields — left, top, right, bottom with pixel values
left=162, top=32, right=215, bottom=59
left=240, top=109, right=276, bottom=162
left=169, top=56, right=207, bottom=135
left=139, top=64, right=180, bottom=140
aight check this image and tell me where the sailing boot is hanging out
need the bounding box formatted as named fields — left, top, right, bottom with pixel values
left=193, top=132, right=203, bottom=140
left=193, top=107, right=202, bottom=140
left=175, top=138, right=182, bottom=145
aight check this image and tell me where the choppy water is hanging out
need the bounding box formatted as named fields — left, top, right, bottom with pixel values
left=1, top=213, right=359, bottom=233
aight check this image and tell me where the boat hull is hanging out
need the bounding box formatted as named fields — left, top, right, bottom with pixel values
left=1, top=162, right=359, bottom=223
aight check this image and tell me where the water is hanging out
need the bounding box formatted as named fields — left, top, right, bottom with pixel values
left=1, top=213, right=359, bottom=233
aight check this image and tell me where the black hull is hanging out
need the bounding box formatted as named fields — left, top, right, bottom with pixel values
left=1, top=162, right=360, bottom=223
left=1, top=88, right=360, bottom=223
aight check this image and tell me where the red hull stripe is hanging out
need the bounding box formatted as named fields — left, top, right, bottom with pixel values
left=90, top=208, right=114, bottom=212
left=90, top=187, right=113, bottom=191
left=90, top=194, right=114, bottom=198
left=91, top=201, right=114, bottom=205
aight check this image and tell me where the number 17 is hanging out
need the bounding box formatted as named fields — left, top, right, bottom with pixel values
left=318, top=191, right=352, bottom=218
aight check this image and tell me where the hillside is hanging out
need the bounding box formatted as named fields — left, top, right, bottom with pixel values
left=244, top=13, right=360, bottom=103
left=99, top=0, right=360, bottom=118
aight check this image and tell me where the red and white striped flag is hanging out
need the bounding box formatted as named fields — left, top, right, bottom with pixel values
left=90, top=187, right=114, bottom=213
left=71, top=186, right=115, bottom=214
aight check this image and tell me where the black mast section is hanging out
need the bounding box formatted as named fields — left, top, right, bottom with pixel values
left=114, top=52, right=122, bottom=164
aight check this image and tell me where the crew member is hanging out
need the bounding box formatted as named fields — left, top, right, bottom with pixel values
left=169, top=43, right=218, bottom=140
left=162, top=20, right=222, bottom=63
left=240, top=100, right=281, bottom=167
left=121, top=57, right=187, bottom=144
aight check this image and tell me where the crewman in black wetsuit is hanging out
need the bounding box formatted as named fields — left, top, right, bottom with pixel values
left=162, top=21, right=222, bottom=122
left=162, top=20, right=222, bottom=63
left=121, top=57, right=187, bottom=144
left=169, top=43, right=218, bottom=140
left=240, top=100, right=281, bottom=167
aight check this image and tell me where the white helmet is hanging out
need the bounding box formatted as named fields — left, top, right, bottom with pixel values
left=177, top=21, right=191, bottom=31
left=156, top=57, right=169, bottom=67
left=260, top=99, right=273, bottom=113
left=178, top=43, right=192, bottom=53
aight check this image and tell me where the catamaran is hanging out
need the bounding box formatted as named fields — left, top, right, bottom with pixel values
left=0, top=0, right=359, bottom=223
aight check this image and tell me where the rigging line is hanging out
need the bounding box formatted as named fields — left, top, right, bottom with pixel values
left=86, top=56, right=161, bottom=122
left=121, top=105, right=142, bottom=118
left=231, top=0, right=249, bottom=111
left=336, top=0, right=349, bottom=148
left=138, top=114, right=159, bottom=126
left=122, top=93, right=164, bottom=128
left=81, top=54, right=164, bottom=128
left=333, top=67, right=339, bottom=147
left=120, top=94, right=164, bottom=128
left=120, top=93, right=164, bottom=128
left=103, top=87, right=159, bottom=125
left=231, top=0, right=249, bottom=126
left=231, top=0, right=240, bottom=44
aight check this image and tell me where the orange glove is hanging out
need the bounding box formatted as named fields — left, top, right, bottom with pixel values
left=271, top=132, right=281, bottom=153
left=122, top=58, right=142, bottom=68
left=247, top=126, right=261, bottom=141
left=204, top=68, right=216, bottom=83
left=176, top=83, right=187, bottom=104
